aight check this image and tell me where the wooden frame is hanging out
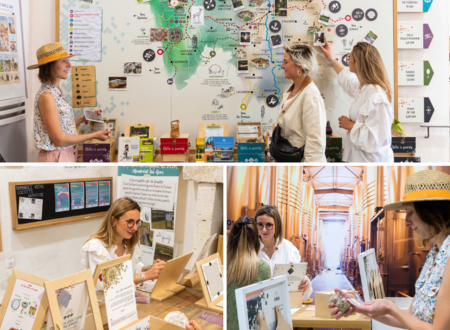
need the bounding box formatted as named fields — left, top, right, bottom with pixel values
left=236, top=122, right=263, bottom=143
left=9, top=177, right=113, bottom=231
left=89, top=118, right=118, bottom=138
left=194, top=253, right=223, bottom=314
left=0, top=269, right=49, bottom=330
left=125, top=124, right=155, bottom=139
left=92, top=255, right=131, bottom=287
left=55, top=0, right=60, bottom=42
left=150, top=252, right=193, bottom=302
left=45, top=270, right=103, bottom=330
left=198, top=124, right=229, bottom=138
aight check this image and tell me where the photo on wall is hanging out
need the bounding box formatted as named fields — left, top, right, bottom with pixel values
left=108, top=76, right=127, bottom=90
left=140, top=222, right=153, bottom=247
left=151, top=208, right=175, bottom=230
left=154, top=242, right=174, bottom=262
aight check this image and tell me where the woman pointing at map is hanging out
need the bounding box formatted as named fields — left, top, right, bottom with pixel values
left=319, top=37, right=394, bottom=163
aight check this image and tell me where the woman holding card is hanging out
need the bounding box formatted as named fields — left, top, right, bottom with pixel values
left=319, top=37, right=394, bottom=163
left=275, top=44, right=327, bottom=162
left=81, top=197, right=166, bottom=291
left=227, top=216, right=271, bottom=330
left=255, top=205, right=313, bottom=302
left=27, top=42, right=110, bottom=162
left=329, top=170, right=450, bottom=328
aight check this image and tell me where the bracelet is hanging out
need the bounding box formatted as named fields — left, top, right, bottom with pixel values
left=142, top=272, right=146, bottom=282
left=328, top=57, right=336, bottom=65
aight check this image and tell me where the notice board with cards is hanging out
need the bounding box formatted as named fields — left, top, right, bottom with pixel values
left=55, top=0, right=396, bottom=147
left=9, top=177, right=113, bottom=230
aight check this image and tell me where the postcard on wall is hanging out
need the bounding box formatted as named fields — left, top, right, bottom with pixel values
left=109, top=76, right=127, bottom=90
left=187, top=233, right=217, bottom=277
left=230, top=0, right=244, bottom=12
left=124, top=62, right=142, bottom=75
left=54, top=183, right=70, bottom=212
left=273, top=262, right=307, bottom=292
left=140, top=206, right=155, bottom=265
left=318, top=9, right=331, bottom=25
left=0, top=279, right=45, bottom=330
left=153, top=230, right=175, bottom=247
left=18, top=197, right=43, bottom=220
left=45, top=282, right=89, bottom=330
left=201, top=257, right=224, bottom=302
left=70, top=182, right=85, bottom=210
left=118, top=137, right=140, bottom=162
left=102, top=260, right=138, bottom=330
left=85, top=181, right=99, bottom=208
left=151, top=208, right=175, bottom=231
left=98, top=181, right=111, bottom=206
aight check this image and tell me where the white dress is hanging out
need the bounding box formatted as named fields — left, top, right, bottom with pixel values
left=338, top=68, right=394, bottom=163
left=258, top=238, right=313, bottom=301
left=80, top=238, right=145, bottom=291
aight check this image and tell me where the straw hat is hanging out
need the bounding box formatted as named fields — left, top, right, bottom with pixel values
left=384, top=170, right=450, bottom=211
left=27, top=42, right=79, bottom=70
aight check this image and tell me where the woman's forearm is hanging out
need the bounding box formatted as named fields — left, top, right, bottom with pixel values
left=331, top=60, right=345, bottom=75
left=389, top=304, right=432, bottom=330
left=52, top=132, right=97, bottom=147
left=372, top=314, right=408, bottom=329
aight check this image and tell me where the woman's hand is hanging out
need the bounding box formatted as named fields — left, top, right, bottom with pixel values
left=338, top=116, right=355, bottom=130
left=186, top=320, right=202, bottom=330
left=298, top=277, right=309, bottom=291
left=319, top=37, right=333, bottom=60
left=94, top=130, right=111, bottom=141
left=145, top=259, right=166, bottom=280
left=328, top=289, right=359, bottom=320
left=354, top=299, right=393, bottom=319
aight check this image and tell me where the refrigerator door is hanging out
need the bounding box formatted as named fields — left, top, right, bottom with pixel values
left=0, top=97, right=27, bottom=162
left=0, top=0, right=27, bottom=101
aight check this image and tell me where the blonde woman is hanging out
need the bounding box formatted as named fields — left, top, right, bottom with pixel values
left=275, top=44, right=327, bottom=162
left=320, top=38, right=394, bottom=162
left=227, top=216, right=271, bottom=330
left=80, top=197, right=166, bottom=291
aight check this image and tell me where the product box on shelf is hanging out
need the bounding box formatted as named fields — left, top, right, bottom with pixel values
left=325, top=133, right=342, bottom=163
left=82, top=118, right=118, bottom=163
left=160, top=134, right=190, bottom=162
left=212, top=136, right=234, bottom=163
left=196, top=138, right=205, bottom=162
left=236, top=122, right=264, bottom=163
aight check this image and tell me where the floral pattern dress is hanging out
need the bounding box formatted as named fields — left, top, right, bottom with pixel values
left=412, top=235, right=450, bottom=323
left=34, top=83, right=77, bottom=151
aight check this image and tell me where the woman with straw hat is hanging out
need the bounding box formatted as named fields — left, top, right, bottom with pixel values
left=27, top=42, right=110, bottom=162
left=329, top=169, right=450, bottom=328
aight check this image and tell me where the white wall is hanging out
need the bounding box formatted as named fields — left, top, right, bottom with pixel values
left=0, top=166, right=222, bottom=298
left=398, top=2, right=449, bottom=162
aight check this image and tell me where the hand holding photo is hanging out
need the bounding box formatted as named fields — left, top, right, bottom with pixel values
left=314, top=32, right=325, bottom=46
left=84, top=110, right=103, bottom=123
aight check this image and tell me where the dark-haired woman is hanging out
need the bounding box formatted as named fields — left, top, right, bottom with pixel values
left=329, top=170, right=450, bottom=328
left=255, top=205, right=312, bottom=301
left=81, top=197, right=166, bottom=291
left=320, top=38, right=394, bottom=163
left=27, top=42, right=109, bottom=162
left=227, top=216, right=271, bottom=330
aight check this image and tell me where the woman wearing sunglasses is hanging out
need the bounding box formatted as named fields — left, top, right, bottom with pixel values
left=81, top=197, right=166, bottom=291
left=254, top=205, right=312, bottom=301
left=319, top=37, right=394, bottom=163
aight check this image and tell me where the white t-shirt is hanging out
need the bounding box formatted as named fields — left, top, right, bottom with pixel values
left=80, top=238, right=145, bottom=291
left=258, top=238, right=313, bottom=301
left=338, top=68, right=394, bottom=163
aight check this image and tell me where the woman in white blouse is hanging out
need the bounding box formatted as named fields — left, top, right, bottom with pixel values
left=277, top=44, right=327, bottom=162
left=320, top=38, right=394, bottom=162
left=80, top=197, right=166, bottom=291
left=255, top=205, right=313, bottom=301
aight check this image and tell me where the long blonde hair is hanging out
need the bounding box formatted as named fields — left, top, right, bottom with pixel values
left=227, top=216, right=261, bottom=286
left=352, top=42, right=392, bottom=103
left=86, top=197, right=141, bottom=257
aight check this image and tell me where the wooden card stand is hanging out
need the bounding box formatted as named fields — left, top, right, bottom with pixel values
left=198, top=124, right=229, bottom=138
left=45, top=270, right=103, bottom=330
left=315, top=290, right=356, bottom=318
left=179, top=272, right=200, bottom=287
left=0, top=269, right=49, bottom=330
left=151, top=252, right=194, bottom=302
left=149, top=316, right=185, bottom=330
left=289, top=291, right=304, bottom=309
left=275, top=305, right=292, bottom=330
left=125, top=124, right=155, bottom=139
left=194, top=253, right=223, bottom=314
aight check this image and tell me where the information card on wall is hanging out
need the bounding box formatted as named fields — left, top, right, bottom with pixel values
left=117, top=167, right=179, bottom=265
left=0, top=279, right=45, bottom=330
left=397, top=0, right=433, bottom=12
left=398, top=61, right=434, bottom=86
left=102, top=260, right=138, bottom=330
left=71, top=66, right=97, bottom=107
left=398, top=97, right=434, bottom=123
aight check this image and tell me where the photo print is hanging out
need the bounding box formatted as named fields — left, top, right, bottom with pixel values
left=130, top=125, right=150, bottom=138
left=237, top=59, right=249, bottom=73
left=275, top=0, right=287, bottom=16
left=318, top=9, right=332, bottom=25
left=140, top=222, right=154, bottom=247
left=154, top=242, right=174, bottom=262
left=84, top=110, right=103, bottom=123
left=11, top=54, right=18, bottom=71
left=230, top=0, right=244, bottom=12
left=359, top=249, right=385, bottom=301
left=314, top=31, right=325, bottom=46
left=108, top=76, right=127, bottom=90
left=8, top=16, right=16, bottom=34
left=0, top=16, right=9, bottom=52
left=151, top=208, right=175, bottom=231
left=150, top=28, right=168, bottom=42
left=364, top=31, right=378, bottom=45
left=240, top=31, right=251, bottom=45
left=271, top=34, right=283, bottom=48
left=123, top=62, right=142, bottom=75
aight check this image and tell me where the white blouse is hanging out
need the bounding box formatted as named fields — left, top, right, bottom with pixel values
left=80, top=238, right=145, bottom=291
left=258, top=238, right=313, bottom=301
left=338, top=68, right=394, bottom=163
left=277, top=82, right=327, bottom=162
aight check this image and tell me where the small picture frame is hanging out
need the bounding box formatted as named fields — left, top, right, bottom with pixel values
left=358, top=248, right=385, bottom=301
left=235, top=275, right=292, bottom=329
left=194, top=253, right=224, bottom=313
left=125, top=124, right=152, bottom=138
left=240, top=31, right=251, bottom=45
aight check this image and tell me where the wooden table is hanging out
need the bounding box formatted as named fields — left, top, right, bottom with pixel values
left=292, top=308, right=371, bottom=330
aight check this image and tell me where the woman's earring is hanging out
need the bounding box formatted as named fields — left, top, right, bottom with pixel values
left=297, top=70, right=303, bottom=76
